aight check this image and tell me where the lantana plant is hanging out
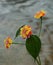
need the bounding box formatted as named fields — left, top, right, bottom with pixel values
left=4, top=10, right=46, bottom=65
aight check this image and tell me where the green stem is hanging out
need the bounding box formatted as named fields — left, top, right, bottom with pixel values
left=37, top=17, right=43, bottom=65
left=39, top=17, right=42, bottom=36
left=36, top=59, right=40, bottom=65
left=38, top=56, right=41, bottom=65
left=36, top=58, right=40, bottom=65
left=12, top=42, right=25, bottom=45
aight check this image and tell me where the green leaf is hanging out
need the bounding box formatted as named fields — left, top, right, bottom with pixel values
left=14, top=25, right=25, bottom=39
left=26, top=35, right=41, bottom=60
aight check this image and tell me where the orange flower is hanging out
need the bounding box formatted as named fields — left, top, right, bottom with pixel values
left=4, top=37, right=12, bottom=48
left=20, top=25, right=32, bottom=39
left=34, top=10, right=46, bottom=19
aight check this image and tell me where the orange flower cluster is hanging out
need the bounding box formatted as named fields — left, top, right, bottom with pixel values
left=34, top=10, right=46, bottom=19
left=4, top=37, right=12, bottom=48
left=20, top=25, right=32, bottom=39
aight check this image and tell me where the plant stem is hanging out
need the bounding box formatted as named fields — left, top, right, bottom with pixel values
left=39, top=17, right=42, bottom=36
left=38, top=56, right=41, bottom=65
left=37, top=17, right=43, bottom=65
left=12, top=42, right=25, bottom=45
left=36, top=58, right=40, bottom=65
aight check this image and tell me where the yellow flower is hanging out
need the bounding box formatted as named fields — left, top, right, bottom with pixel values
left=34, top=10, right=46, bottom=19
left=4, top=36, right=12, bottom=48
left=20, top=25, right=32, bottom=39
